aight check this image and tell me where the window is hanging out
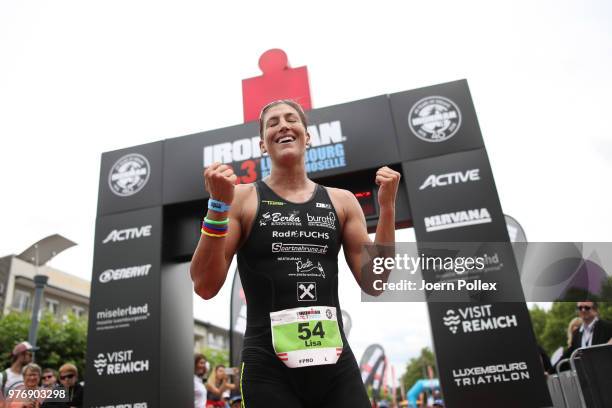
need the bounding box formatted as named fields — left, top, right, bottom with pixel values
left=72, top=305, right=85, bottom=318
left=46, top=298, right=59, bottom=316
left=12, top=290, right=31, bottom=311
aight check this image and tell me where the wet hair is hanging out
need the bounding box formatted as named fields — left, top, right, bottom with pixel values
left=258, top=99, right=308, bottom=138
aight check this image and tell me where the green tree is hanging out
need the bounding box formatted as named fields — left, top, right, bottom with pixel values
left=401, top=347, right=436, bottom=393
left=0, top=312, right=87, bottom=377
left=198, top=346, right=230, bottom=373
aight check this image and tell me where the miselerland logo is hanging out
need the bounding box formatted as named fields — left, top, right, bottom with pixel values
left=419, top=169, right=480, bottom=190
left=443, top=304, right=518, bottom=335
left=424, top=208, right=491, bottom=232
left=408, top=96, right=462, bottom=143
left=93, top=403, right=147, bottom=408
left=297, top=282, right=317, bottom=301
left=108, top=153, right=150, bottom=197
left=93, top=349, right=149, bottom=376
left=102, top=225, right=152, bottom=244
left=99, top=264, right=151, bottom=283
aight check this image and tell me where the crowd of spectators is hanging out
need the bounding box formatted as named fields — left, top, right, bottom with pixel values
left=0, top=341, right=83, bottom=408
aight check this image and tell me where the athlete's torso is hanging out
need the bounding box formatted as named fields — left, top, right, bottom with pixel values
left=237, top=180, right=347, bottom=348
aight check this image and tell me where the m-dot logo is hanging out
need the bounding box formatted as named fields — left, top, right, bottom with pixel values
left=408, top=96, right=462, bottom=143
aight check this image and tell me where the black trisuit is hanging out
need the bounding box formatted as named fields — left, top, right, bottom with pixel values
left=237, top=180, right=370, bottom=408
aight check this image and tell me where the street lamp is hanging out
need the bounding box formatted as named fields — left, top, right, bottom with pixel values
left=17, top=234, right=76, bottom=360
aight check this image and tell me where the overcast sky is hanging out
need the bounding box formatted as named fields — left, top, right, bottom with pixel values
left=1, top=0, right=611, bottom=382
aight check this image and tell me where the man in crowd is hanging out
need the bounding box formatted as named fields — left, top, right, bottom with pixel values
left=560, top=300, right=612, bottom=362
left=1, top=341, right=36, bottom=395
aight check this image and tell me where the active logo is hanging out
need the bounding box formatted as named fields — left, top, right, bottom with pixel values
left=424, top=208, right=491, bottom=232
left=452, top=361, right=529, bottom=387
left=297, top=282, right=317, bottom=301
left=306, top=212, right=336, bottom=230
left=108, top=153, right=151, bottom=197
left=102, top=225, right=152, bottom=244
left=272, top=243, right=328, bottom=254
left=419, top=169, right=480, bottom=190
left=99, top=264, right=151, bottom=283
left=443, top=305, right=518, bottom=335
left=259, top=212, right=301, bottom=227
left=408, top=96, right=462, bottom=143
left=93, top=349, right=149, bottom=376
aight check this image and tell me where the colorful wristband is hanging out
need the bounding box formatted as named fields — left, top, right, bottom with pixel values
left=208, top=199, right=231, bottom=213
left=204, top=216, right=229, bottom=225
left=202, top=221, right=227, bottom=232
left=201, top=228, right=227, bottom=238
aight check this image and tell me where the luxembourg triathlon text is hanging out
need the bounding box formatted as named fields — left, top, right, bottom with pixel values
left=371, top=254, right=498, bottom=292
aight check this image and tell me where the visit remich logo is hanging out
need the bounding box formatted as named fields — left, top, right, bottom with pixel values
left=443, top=305, right=518, bottom=335
left=408, top=96, right=462, bottom=143
left=108, top=153, right=150, bottom=197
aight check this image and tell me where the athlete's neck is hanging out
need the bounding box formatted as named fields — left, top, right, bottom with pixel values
left=266, top=164, right=314, bottom=195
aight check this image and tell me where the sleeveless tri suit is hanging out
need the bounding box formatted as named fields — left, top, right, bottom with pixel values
left=236, top=180, right=370, bottom=407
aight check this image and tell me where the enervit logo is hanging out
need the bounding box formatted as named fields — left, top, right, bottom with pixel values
left=203, top=121, right=347, bottom=167
left=408, top=96, right=462, bottom=143
left=99, top=264, right=152, bottom=283
left=297, top=282, right=317, bottom=301
left=94, top=349, right=149, bottom=376
left=108, top=153, right=151, bottom=197
left=419, top=169, right=480, bottom=190
left=424, top=208, right=491, bottom=232
left=452, top=361, right=529, bottom=387
left=102, top=225, right=152, bottom=244
left=93, top=403, right=147, bottom=408
left=443, top=305, right=518, bottom=335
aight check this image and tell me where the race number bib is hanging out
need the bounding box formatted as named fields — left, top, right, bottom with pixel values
left=270, top=306, right=344, bottom=368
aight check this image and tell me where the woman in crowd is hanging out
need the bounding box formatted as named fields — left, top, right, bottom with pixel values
left=205, top=365, right=236, bottom=408
left=6, top=363, right=44, bottom=408
left=194, top=354, right=208, bottom=408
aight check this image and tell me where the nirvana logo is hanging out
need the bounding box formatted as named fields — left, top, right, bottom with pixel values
left=94, top=349, right=149, bottom=376
left=424, top=208, right=491, bottom=232
left=108, top=153, right=150, bottom=197
left=408, top=96, right=462, bottom=143
left=443, top=305, right=518, bottom=335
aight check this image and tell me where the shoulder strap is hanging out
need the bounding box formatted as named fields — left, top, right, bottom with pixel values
left=1, top=369, right=7, bottom=394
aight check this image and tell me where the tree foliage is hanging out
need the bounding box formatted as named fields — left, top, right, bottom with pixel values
left=0, top=312, right=87, bottom=377
left=198, top=346, right=230, bottom=372
left=401, top=347, right=436, bottom=393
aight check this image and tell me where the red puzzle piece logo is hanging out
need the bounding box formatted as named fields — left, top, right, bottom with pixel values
left=242, top=49, right=312, bottom=123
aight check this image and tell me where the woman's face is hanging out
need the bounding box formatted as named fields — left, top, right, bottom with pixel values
left=42, top=371, right=57, bottom=386
left=215, top=366, right=226, bottom=380
left=24, top=370, right=40, bottom=388
left=260, top=103, right=309, bottom=164
left=195, top=358, right=207, bottom=376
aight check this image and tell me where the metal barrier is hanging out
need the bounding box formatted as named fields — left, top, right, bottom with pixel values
left=570, top=343, right=612, bottom=408
left=556, top=359, right=584, bottom=408
left=546, top=374, right=567, bottom=408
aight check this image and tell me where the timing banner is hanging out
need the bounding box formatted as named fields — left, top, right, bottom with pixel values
left=402, top=149, right=551, bottom=407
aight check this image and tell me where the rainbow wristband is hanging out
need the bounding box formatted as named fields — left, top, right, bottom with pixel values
left=201, top=228, right=227, bottom=238
left=202, top=222, right=227, bottom=232
left=204, top=217, right=229, bottom=225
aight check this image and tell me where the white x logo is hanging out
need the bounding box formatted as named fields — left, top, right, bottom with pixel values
left=298, top=282, right=316, bottom=301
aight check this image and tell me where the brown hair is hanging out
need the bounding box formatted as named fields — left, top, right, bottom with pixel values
left=258, top=99, right=308, bottom=138
left=194, top=353, right=206, bottom=370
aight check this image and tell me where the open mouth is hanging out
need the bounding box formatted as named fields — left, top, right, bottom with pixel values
left=276, top=136, right=296, bottom=144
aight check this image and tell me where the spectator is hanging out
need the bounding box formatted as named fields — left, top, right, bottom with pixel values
left=57, top=364, right=82, bottom=408
left=5, top=363, right=44, bottom=408
left=559, top=301, right=612, bottom=364
left=41, top=370, right=57, bottom=390
left=566, top=317, right=582, bottom=348
left=433, top=399, right=445, bottom=408
left=229, top=395, right=241, bottom=408
left=194, top=354, right=208, bottom=408
left=1, top=341, right=36, bottom=396
left=205, top=365, right=236, bottom=407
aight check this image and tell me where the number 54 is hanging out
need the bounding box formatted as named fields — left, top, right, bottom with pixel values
left=298, top=321, right=325, bottom=340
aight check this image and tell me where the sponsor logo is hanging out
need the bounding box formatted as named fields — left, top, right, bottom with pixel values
left=443, top=305, right=518, bottom=335
left=408, top=96, right=462, bottom=143
left=262, top=200, right=285, bottom=206
left=297, top=308, right=322, bottom=320
left=272, top=243, right=328, bottom=254
left=99, top=264, right=152, bottom=283
left=108, top=153, right=151, bottom=197
left=452, top=361, right=530, bottom=387
left=325, top=309, right=333, bottom=319
left=419, top=169, right=480, bottom=190
left=95, top=304, right=150, bottom=331
left=259, top=212, right=301, bottom=227
left=306, top=212, right=336, bottom=230
left=93, top=403, right=148, bottom=408
left=297, top=282, right=317, bottom=301
left=482, top=252, right=504, bottom=272
left=93, top=349, right=149, bottom=376
left=102, top=225, right=152, bottom=244
left=316, top=202, right=331, bottom=209
left=292, top=259, right=326, bottom=279
left=424, top=208, right=491, bottom=232
left=271, top=230, right=329, bottom=240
